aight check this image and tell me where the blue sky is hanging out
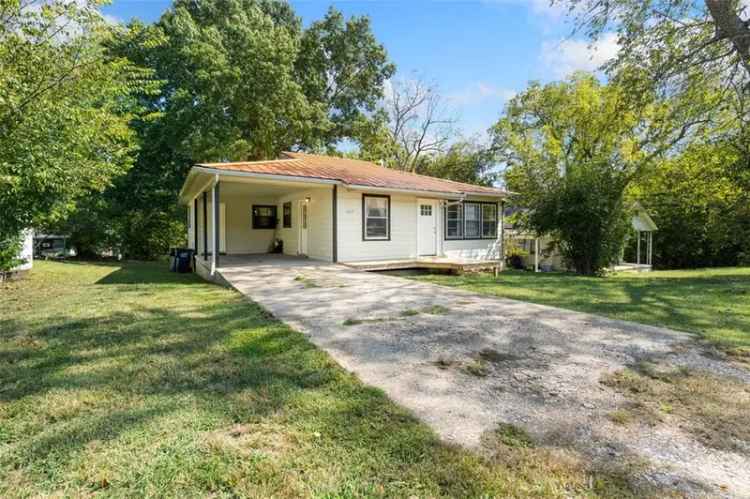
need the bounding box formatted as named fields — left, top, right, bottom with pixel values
left=102, top=0, right=617, bottom=140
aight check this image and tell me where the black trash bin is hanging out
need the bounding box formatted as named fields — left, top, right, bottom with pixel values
left=168, top=247, right=178, bottom=272
left=175, top=248, right=195, bottom=273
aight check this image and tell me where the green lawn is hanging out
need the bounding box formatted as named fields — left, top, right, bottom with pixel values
left=412, top=267, right=750, bottom=351
left=0, top=261, right=645, bottom=498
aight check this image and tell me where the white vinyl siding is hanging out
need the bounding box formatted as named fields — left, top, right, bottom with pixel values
left=276, top=187, right=333, bottom=261
left=337, top=188, right=417, bottom=261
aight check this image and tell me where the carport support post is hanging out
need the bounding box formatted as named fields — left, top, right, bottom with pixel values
left=202, top=191, right=208, bottom=261
left=332, top=184, right=338, bottom=262
left=211, top=179, right=220, bottom=275
left=498, top=200, right=504, bottom=272
left=193, top=198, right=198, bottom=251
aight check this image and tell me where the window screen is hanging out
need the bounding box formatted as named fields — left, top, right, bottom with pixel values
left=363, top=195, right=389, bottom=240
left=283, top=202, right=292, bottom=228
left=482, top=204, right=498, bottom=238
left=464, top=203, right=481, bottom=238
left=445, top=204, right=463, bottom=239
left=252, top=205, right=277, bottom=229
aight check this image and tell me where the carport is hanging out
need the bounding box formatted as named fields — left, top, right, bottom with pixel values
left=178, top=165, right=336, bottom=277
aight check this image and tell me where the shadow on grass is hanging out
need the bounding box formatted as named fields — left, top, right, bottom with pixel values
left=418, top=269, right=750, bottom=348
left=0, top=261, right=673, bottom=497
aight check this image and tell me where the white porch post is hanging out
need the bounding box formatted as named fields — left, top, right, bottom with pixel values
left=534, top=237, right=540, bottom=273
left=498, top=200, right=504, bottom=267
left=636, top=230, right=641, bottom=265
left=648, top=232, right=653, bottom=266
left=211, top=176, right=219, bottom=276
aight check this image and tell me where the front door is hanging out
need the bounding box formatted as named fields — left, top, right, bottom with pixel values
left=299, top=201, right=309, bottom=256
left=417, top=199, right=437, bottom=256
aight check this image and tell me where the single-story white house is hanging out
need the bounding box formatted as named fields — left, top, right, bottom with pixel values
left=178, top=152, right=509, bottom=276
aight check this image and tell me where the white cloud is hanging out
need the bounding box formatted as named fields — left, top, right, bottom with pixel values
left=541, top=32, right=620, bottom=78
left=481, top=0, right=566, bottom=19
left=382, top=78, right=394, bottom=102
left=447, top=81, right=516, bottom=106
left=101, top=12, right=122, bottom=25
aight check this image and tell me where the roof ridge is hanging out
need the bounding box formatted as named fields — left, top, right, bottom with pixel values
left=197, top=158, right=298, bottom=167
left=284, top=151, right=500, bottom=191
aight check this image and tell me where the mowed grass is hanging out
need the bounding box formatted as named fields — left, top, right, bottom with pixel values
left=412, top=268, right=750, bottom=351
left=0, top=261, right=642, bottom=498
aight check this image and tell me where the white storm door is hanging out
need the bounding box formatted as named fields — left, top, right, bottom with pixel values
left=417, top=199, right=437, bottom=256
left=299, top=201, right=309, bottom=255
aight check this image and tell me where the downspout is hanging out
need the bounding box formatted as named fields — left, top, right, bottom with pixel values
left=211, top=174, right=219, bottom=276
left=332, top=184, right=338, bottom=263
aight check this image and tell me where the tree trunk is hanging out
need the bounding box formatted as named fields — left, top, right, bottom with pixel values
left=705, top=0, right=750, bottom=78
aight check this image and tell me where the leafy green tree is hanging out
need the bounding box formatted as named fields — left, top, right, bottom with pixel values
left=630, top=141, right=750, bottom=268
left=85, top=0, right=394, bottom=259
left=0, top=0, right=146, bottom=269
left=557, top=0, right=748, bottom=132
left=296, top=7, right=395, bottom=146
left=492, top=73, right=689, bottom=275
left=419, top=140, right=497, bottom=185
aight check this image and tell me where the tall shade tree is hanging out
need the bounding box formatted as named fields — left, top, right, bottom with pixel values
left=0, top=0, right=146, bottom=269
left=419, top=139, right=497, bottom=186
left=296, top=7, right=395, bottom=147
left=144, top=0, right=326, bottom=162
left=556, top=0, right=750, bottom=125
left=492, top=73, right=696, bottom=275
left=630, top=140, right=750, bottom=268
left=88, top=0, right=394, bottom=259
left=356, top=77, right=458, bottom=172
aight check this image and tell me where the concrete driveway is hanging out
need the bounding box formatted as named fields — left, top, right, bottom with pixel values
left=218, top=255, right=750, bottom=497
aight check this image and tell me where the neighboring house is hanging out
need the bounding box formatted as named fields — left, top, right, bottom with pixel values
left=507, top=202, right=658, bottom=272
left=178, top=152, right=508, bottom=276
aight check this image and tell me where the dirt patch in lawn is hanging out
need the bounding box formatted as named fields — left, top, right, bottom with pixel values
left=480, top=423, right=673, bottom=498
left=601, top=362, right=750, bottom=453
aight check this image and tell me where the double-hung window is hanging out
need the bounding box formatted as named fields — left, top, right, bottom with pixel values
left=444, top=201, right=499, bottom=240
left=446, top=204, right=463, bottom=239
left=363, top=194, right=390, bottom=240
left=282, top=202, right=292, bottom=228
left=482, top=204, right=498, bottom=238
left=464, top=203, right=481, bottom=238
left=252, top=205, right=277, bottom=229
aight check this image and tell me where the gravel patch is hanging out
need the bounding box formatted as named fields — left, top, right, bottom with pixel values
left=219, top=255, right=750, bottom=498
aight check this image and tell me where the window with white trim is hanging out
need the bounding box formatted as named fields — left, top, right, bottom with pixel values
left=363, top=195, right=389, bottom=240
left=482, top=204, right=498, bottom=238
left=444, top=201, right=499, bottom=240
left=446, top=204, right=463, bottom=239
left=464, top=203, right=481, bottom=238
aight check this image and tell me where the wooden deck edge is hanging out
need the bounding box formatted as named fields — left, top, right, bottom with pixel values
left=343, top=260, right=503, bottom=273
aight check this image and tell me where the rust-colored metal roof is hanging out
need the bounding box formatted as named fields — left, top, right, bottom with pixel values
left=195, top=152, right=506, bottom=197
